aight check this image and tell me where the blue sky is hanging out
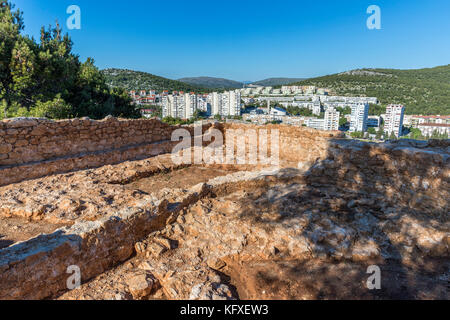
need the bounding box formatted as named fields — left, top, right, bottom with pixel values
left=12, top=0, right=450, bottom=81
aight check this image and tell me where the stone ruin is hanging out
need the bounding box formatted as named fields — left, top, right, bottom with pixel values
left=0, top=117, right=448, bottom=300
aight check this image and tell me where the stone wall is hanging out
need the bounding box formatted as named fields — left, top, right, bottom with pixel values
left=0, top=184, right=210, bottom=300
left=0, top=121, right=448, bottom=300
left=305, top=139, right=450, bottom=215
left=222, top=123, right=345, bottom=165
left=0, top=117, right=215, bottom=186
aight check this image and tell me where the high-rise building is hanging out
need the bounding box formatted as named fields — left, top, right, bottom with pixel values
left=210, top=90, right=241, bottom=117
left=384, top=104, right=405, bottom=137
left=312, top=101, right=322, bottom=116
left=162, top=94, right=192, bottom=119
left=324, top=107, right=340, bottom=131
left=184, top=93, right=197, bottom=119
left=350, top=103, right=369, bottom=132
left=211, top=92, right=221, bottom=116
left=228, top=90, right=241, bottom=116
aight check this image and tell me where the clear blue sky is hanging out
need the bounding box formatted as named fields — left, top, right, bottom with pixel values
left=12, top=0, right=450, bottom=81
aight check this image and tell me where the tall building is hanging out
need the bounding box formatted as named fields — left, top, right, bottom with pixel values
left=162, top=94, right=197, bottom=119
left=228, top=90, right=241, bottom=116
left=211, top=92, right=221, bottom=116
left=312, top=102, right=322, bottom=116
left=350, top=103, right=369, bottom=132
left=210, top=90, right=241, bottom=117
left=384, top=104, right=405, bottom=137
left=184, top=93, right=197, bottom=119
left=324, top=107, right=340, bottom=131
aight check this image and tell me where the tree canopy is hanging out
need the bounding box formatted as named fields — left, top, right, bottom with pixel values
left=0, top=2, right=139, bottom=120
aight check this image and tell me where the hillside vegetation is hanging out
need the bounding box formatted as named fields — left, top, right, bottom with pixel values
left=0, top=3, right=137, bottom=120
left=102, top=69, right=212, bottom=92
left=252, top=78, right=305, bottom=86
left=287, top=65, right=450, bottom=115
left=177, top=76, right=243, bottom=89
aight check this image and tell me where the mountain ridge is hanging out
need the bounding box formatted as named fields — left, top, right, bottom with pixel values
left=285, top=65, right=450, bottom=115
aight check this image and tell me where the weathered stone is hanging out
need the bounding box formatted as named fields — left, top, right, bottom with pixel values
left=126, top=272, right=156, bottom=300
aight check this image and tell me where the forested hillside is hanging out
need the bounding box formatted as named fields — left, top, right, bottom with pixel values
left=102, top=69, right=212, bottom=92
left=287, top=65, right=450, bottom=115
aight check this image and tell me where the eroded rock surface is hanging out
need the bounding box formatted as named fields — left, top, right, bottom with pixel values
left=0, top=122, right=448, bottom=300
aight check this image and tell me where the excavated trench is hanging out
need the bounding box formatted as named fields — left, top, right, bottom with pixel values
left=56, top=164, right=449, bottom=300
left=1, top=139, right=449, bottom=300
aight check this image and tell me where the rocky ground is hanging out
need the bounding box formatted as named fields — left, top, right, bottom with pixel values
left=56, top=167, right=449, bottom=300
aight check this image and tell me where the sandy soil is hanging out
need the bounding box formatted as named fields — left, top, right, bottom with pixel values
left=125, top=166, right=240, bottom=193
left=0, top=217, right=69, bottom=249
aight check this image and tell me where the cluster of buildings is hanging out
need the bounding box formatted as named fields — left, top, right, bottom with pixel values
left=240, top=85, right=329, bottom=96
left=129, top=89, right=242, bottom=119
left=244, top=94, right=378, bottom=117
left=243, top=103, right=341, bottom=132
left=130, top=88, right=448, bottom=138
left=162, top=90, right=241, bottom=119
left=405, top=115, right=450, bottom=137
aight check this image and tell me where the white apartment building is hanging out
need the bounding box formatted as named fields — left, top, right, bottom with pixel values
left=312, top=102, right=322, bottom=116
left=211, top=92, right=221, bottom=116
left=228, top=90, right=241, bottom=116
left=162, top=93, right=198, bottom=119
left=350, top=103, right=369, bottom=132
left=384, top=104, right=405, bottom=137
left=417, top=123, right=450, bottom=137
left=324, top=107, right=340, bottom=131
left=184, top=93, right=197, bottom=119
left=305, top=118, right=325, bottom=131
left=210, top=90, right=241, bottom=117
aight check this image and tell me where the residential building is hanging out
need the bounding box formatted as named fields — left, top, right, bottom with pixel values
left=210, top=90, right=241, bottom=117
left=367, top=116, right=382, bottom=128
left=324, top=107, right=340, bottom=131
left=312, top=102, right=322, bottom=116
left=417, top=123, right=450, bottom=137
left=184, top=93, right=197, bottom=119
left=270, top=107, right=287, bottom=116
left=305, top=118, right=325, bottom=131
left=384, top=104, right=405, bottom=137
left=211, top=92, right=221, bottom=116
left=350, top=103, right=369, bottom=132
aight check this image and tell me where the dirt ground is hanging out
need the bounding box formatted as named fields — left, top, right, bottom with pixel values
left=0, top=217, right=68, bottom=249
left=223, top=258, right=450, bottom=300
left=124, top=166, right=240, bottom=193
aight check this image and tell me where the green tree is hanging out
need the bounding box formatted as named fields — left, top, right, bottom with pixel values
left=376, top=126, right=384, bottom=140
left=0, top=2, right=137, bottom=120
left=388, top=131, right=398, bottom=140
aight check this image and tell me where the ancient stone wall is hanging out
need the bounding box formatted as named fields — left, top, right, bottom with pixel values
left=0, top=121, right=448, bottom=300
left=305, top=139, right=450, bottom=214
left=0, top=117, right=215, bottom=186
left=221, top=123, right=345, bottom=165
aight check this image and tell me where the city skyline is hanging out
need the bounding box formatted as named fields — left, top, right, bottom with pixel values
left=12, top=0, right=450, bottom=81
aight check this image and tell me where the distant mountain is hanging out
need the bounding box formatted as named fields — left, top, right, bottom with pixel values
left=252, top=78, right=306, bottom=86
left=101, top=69, right=211, bottom=92
left=178, top=77, right=244, bottom=89
left=286, top=65, right=450, bottom=115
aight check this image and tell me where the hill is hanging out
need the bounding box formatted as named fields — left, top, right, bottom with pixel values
left=101, top=69, right=211, bottom=92
left=177, top=77, right=243, bottom=89
left=252, top=78, right=305, bottom=86
left=286, top=65, right=450, bottom=115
